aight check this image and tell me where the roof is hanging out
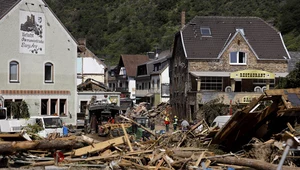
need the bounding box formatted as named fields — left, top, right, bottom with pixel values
left=120, top=54, right=149, bottom=77
left=136, top=50, right=171, bottom=77
left=181, top=16, right=289, bottom=60
left=288, top=51, right=300, bottom=72
left=77, top=78, right=108, bottom=92
left=78, top=47, right=107, bottom=69
left=0, top=0, right=20, bottom=19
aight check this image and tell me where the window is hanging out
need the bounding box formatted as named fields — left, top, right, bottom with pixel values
left=119, top=67, right=126, bottom=76
left=200, top=27, right=211, bottom=36
left=253, top=79, right=275, bottom=89
left=9, top=61, right=19, bottom=82
left=45, top=62, right=53, bottom=83
left=157, top=80, right=160, bottom=89
left=50, top=99, right=58, bottom=115
left=230, top=52, right=246, bottom=64
left=161, top=84, right=170, bottom=97
left=41, top=98, right=67, bottom=116
left=59, top=99, right=67, bottom=117
left=200, top=77, right=223, bottom=91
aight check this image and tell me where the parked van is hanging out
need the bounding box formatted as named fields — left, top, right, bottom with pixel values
left=211, top=115, right=232, bottom=128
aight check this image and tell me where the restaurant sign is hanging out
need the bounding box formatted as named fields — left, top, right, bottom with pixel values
left=230, top=70, right=274, bottom=79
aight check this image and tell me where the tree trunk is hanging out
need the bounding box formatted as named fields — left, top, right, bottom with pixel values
left=0, top=139, right=78, bottom=154
left=208, top=157, right=300, bottom=170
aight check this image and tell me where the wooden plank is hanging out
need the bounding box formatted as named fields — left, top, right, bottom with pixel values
left=85, top=154, right=119, bottom=161
left=121, top=124, right=133, bottom=152
left=72, top=136, right=125, bottom=156
left=125, top=150, right=153, bottom=156
left=163, top=155, right=174, bottom=170
left=195, top=151, right=206, bottom=167
left=155, top=159, right=164, bottom=170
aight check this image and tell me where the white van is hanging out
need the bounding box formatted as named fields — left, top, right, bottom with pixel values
left=211, top=115, right=231, bottom=128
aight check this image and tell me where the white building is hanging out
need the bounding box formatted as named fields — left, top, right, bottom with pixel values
left=0, top=0, right=77, bottom=124
left=136, top=50, right=171, bottom=106
left=77, top=38, right=107, bottom=85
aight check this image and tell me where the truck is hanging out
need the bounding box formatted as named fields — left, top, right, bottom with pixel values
left=0, top=107, right=63, bottom=138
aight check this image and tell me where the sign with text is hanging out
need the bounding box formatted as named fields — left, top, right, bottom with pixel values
left=19, top=10, right=45, bottom=54
left=230, top=70, right=275, bottom=79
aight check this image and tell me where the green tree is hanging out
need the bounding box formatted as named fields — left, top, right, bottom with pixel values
left=277, top=62, right=300, bottom=88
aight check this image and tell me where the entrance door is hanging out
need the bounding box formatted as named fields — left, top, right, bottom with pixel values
left=235, top=81, right=241, bottom=92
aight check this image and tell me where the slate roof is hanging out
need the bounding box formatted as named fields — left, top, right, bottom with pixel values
left=0, top=0, right=20, bottom=19
left=136, top=50, right=171, bottom=77
left=120, top=54, right=149, bottom=77
left=181, top=16, right=289, bottom=60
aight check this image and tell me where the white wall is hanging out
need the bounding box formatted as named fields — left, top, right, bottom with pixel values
left=160, top=66, right=170, bottom=103
left=128, top=77, right=136, bottom=102
left=77, top=57, right=106, bottom=84
left=0, top=0, right=77, bottom=124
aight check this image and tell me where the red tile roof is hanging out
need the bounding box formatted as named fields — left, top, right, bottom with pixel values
left=120, top=54, right=149, bottom=77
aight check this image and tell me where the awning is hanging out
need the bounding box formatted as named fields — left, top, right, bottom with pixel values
left=190, top=71, right=230, bottom=77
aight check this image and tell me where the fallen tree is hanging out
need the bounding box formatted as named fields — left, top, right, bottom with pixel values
left=208, top=156, right=300, bottom=170
left=0, top=138, right=79, bottom=154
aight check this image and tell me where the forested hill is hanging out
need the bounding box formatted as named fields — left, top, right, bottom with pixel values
left=45, top=0, right=300, bottom=65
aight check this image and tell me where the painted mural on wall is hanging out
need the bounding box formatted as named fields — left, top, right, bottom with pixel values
left=19, top=11, right=45, bottom=54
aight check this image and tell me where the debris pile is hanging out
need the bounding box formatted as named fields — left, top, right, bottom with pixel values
left=2, top=88, right=300, bottom=169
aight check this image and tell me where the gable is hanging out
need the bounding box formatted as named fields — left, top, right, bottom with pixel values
left=0, top=0, right=77, bottom=47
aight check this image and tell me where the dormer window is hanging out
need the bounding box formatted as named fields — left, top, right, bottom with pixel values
left=119, top=67, right=126, bottom=76
left=200, top=27, right=211, bottom=36
left=236, top=28, right=245, bottom=35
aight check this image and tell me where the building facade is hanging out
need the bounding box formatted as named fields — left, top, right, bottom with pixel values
left=170, top=16, right=290, bottom=121
left=136, top=50, right=171, bottom=106
left=0, top=0, right=77, bottom=124
left=108, top=54, right=149, bottom=108
left=77, top=38, right=107, bottom=86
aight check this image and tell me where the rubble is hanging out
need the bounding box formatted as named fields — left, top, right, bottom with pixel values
left=2, top=88, right=300, bottom=169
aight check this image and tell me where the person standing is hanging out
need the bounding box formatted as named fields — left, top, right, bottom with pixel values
left=173, top=115, right=178, bottom=131
left=62, top=123, right=69, bottom=137
left=164, top=115, right=170, bottom=132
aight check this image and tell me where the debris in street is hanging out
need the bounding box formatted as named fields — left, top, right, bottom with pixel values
left=3, top=88, right=300, bottom=169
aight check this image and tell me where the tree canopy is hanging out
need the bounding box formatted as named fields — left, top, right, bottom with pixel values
left=45, top=0, right=299, bottom=65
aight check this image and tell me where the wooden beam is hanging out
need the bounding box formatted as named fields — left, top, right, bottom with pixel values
left=121, top=124, right=133, bottom=152
left=72, top=136, right=125, bottom=157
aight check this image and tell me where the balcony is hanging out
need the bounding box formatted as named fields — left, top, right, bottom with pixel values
left=135, top=88, right=161, bottom=97
left=135, top=90, right=149, bottom=97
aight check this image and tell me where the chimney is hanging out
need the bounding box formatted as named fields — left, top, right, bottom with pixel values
left=78, top=38, right=86, bottom=52
left=181, top=11, right=185, bottom=29
left=147, top=52, right=155, bottom=59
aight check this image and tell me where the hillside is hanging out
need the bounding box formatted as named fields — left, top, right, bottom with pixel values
left=45, top=0, right=300, bottom=65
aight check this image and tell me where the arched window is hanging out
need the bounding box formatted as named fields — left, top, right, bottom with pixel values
left=9, top=61, right=19, bottom=82
left=45, top=62, right=53, bottom=83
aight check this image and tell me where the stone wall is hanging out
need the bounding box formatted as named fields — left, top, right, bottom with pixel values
left=188, top=34, right=288, bottom=73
